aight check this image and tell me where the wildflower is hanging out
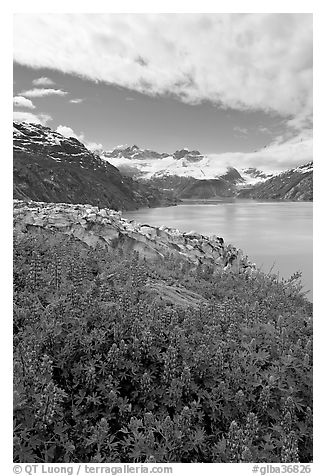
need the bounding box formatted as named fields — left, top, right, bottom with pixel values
left=281, top=431, right=299, bottom=463
left=241, top=446, right=253, bottom=463
left=140, top=372, right=151, bottom=395
left=181, top=365, right=191, bottom=394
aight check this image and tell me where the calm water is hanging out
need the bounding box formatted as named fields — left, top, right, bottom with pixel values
left=124, top=199, right=313, bottom=300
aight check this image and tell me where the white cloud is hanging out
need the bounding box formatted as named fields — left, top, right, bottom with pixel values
left=56, top=125, right=102, bottom=152
left=13, top=111, right=52, bottom=125
left=114, top=144, right=128, bottom=149
left=207, top=131, right=313, bottom=173
left=69, top=98, right=83, bottom=104
left=14, top=13, right=312, bottom=130
left=234, top=126, right=249, bottom=135
left=20, top=88, right=68, bottom=98
left=13, top=96, right=35, bottom=109
left=32, top=76, right=55, bottom=86
left=258, top=126, right=273, bottom=134
left=56, top=125, right=82, bottom=140
left=87, top=142, right=103, bottom=152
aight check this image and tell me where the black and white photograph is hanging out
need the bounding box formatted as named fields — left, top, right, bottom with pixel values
left=11, top=7, right=314, bottom=471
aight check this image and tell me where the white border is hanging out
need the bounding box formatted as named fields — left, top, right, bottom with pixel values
left=2, top=3, right=323, bottom=474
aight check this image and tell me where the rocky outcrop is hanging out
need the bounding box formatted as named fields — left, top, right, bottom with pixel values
left=13, top=200, right=254, bottom=273
left=172, top=149, right=204, bottom=162
left=146, top=282, right=207, bottom=308
left=241, top=167, right=273, bottom=181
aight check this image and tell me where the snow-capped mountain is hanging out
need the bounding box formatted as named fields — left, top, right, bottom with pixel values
left=102, top=145, right=270, bottom=184
left=103, top=144, right=169, bottom=161
left=102, top=144, right=312, bottom=201
left=239, top=167, right=274, bottom=185
left=292, top=162, right=313, bottom=174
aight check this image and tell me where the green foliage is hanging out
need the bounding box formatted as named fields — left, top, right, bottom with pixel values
left=13, top=229, right=312, bottom=463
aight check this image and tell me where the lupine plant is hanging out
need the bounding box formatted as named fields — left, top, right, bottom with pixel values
left=13, top=229, right=313, bottom=463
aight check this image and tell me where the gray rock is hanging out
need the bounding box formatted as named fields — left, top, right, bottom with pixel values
left=13, top=200, right=255, bottom=274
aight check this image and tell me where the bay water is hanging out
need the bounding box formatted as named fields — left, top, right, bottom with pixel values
left=124, top=199, right=313, bottom=300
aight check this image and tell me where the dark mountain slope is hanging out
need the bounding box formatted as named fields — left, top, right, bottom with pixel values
left=238, top=162, right=313, bottom=201
left=176, top=178, right=236, bottom=199
left=13, top=122, right=173, bottom=210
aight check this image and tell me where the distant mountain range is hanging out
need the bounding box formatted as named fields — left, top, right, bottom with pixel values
left=13, top=123, right=313, bottom=206
left=13, top=122, right=176, bottom=210
left=102, top=145, right=269, bottom=184
left=103, top=144, right=312, bottom=201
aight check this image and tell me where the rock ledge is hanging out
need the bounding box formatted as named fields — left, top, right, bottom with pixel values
left=13, top=200, right=255, bottom=273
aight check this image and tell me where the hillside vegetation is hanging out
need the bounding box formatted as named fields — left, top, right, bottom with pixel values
left=14, top=228, right=312, bottom=463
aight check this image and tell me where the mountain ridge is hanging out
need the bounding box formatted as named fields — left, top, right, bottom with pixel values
left=13, top=122, right=312, bottom=204
left=238, top=161, right=313, bottom=201
left=103, top=143, right=313, bottom=201
left=13, top=122, right=176, bottom=210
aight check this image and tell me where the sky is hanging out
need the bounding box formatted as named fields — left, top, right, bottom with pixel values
left=13, top=13, right=313, bottom=171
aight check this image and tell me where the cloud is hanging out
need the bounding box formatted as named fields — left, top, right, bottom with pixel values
left=56, top=125, right=82, bottom=140
left=32, top=76, right=55, bottom=86
left=114, top=144, right=128, bottom=149
left=234, top=126, right=249, bottom=135
left=207, top=130, right=312, bottom=173
left=20, top=88, right=68, bottom=98
left=258, top=126, right=273, bottom=134
left=13, top=111, right=52, bottom=125
left=87, top=142, right=103, bottom=152
left=14, top=14, right=312, bottom=130
left=69, top=98, right=83, bottom=104
left=56, top=125, right=102, bottom=152
left=13, top=96, right=35, bottom=109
